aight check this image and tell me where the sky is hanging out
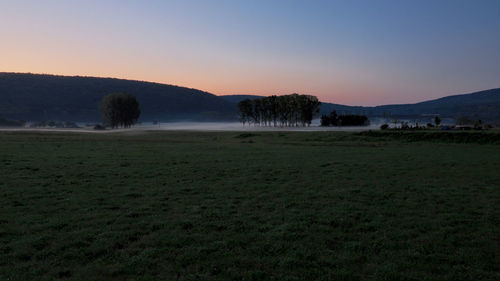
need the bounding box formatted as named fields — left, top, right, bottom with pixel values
left=1, top=0, right=500, bottom=105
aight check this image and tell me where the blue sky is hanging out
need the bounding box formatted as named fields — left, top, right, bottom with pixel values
left=1, top=0, right=499, bottom=105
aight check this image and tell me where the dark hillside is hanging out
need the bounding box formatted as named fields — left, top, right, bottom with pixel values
left=321, top=89, right=500, bottom=121
left=223, top=89, right=500, bottom=122
left=373, top=88, right=500, bottom=120
left=0, top=73, right=236, bottom=122
left=219, top=95, right=263, bottom=103
left=1, top=73, right=498, bottom=122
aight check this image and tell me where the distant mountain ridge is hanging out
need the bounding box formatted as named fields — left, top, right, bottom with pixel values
left=1, top=72, right=499, bottom=122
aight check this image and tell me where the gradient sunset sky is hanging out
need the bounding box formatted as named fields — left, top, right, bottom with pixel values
left=1, top=0, right=499, bottom=105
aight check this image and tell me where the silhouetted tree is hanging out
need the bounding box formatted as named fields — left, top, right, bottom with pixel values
left=298, top=94, right=321, bottom=126
left=329, top=110, right=338, bottom=126
left=237, top=99, right=253, bottom=126
left=268, top=95, right=279, bottom=126
left=434, top=116, right=441, bottom=127
left=320, top=114, right=331, bottom=126
left=252, top=99, right=263, bottom=125
left=100, top=93, right=141, bottom=128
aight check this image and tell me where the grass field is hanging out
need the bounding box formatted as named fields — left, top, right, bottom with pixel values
left=1, top=130, right=499, bottom=280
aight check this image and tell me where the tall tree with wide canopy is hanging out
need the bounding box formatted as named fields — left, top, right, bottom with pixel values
left=100, top=93, right=141, bottom=128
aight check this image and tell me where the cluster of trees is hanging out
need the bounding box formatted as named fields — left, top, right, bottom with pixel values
left=100, top=93, right=141, bottom=128
left=237, top=94, right=321, bottom=127
left=320, top=111, right=370, bottom=126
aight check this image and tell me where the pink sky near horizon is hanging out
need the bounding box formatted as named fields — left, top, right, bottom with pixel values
left=1, top=1, right=499, bottom=106
left=2, top=65, right=490, bottom=107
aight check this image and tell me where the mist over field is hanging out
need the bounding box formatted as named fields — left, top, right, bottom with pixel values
left=145, top=121, right=383, bottom=131
left=0, top=117, right=453, bottom=133
left=0, top=121, right=381, bottom=133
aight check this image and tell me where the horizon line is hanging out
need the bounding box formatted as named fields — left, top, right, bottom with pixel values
left=1, top=71, right=498, bottom=107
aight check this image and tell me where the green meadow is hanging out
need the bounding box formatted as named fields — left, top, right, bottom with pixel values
left=0, top=130, right=499, bottom=280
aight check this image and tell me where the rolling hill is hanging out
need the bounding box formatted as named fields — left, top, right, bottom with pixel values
left=222, top=89, right=500, bottom=122
left=1, top=72, right=499, bottom=123
left=0, top=73, right=235, bottom=122
left=371, top=88, right=500, bottom=119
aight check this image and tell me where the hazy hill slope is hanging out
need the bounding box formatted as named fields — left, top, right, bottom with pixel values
left=0, top=73, right=236, bottom=121
left=223, top=89, right=500, bottom=121
left=1, top=73, right=498, bottom=123
left=220, top=95, right=263, bottom=104
left=373, top=88, right=500, bottom=119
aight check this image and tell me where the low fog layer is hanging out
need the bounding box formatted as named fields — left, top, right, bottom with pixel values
left=141, top=121, right=382, bottom=132
left=0, top=120, right=385, bottom=133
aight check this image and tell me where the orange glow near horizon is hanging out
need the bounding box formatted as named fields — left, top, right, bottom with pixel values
left=1, top=52, right=369, bottom=105
left=0, top=45, right=407, bottom=107
left=2, top=1, right=499, bottom=106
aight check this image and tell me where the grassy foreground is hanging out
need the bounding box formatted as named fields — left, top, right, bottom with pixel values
left=0, top=130, right=499, bottom=280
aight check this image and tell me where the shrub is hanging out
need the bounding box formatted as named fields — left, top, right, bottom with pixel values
left=321, top=111, right=369, bottom=126
left=380, top=124, right=389, bottom=130
left=338, top=114, right=370, bottom=126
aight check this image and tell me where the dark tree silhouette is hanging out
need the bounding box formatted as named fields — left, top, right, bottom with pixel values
left=237, top=99, right=253, bottom=125
left=320, top=114, right=331, bottom=126
left=320, top=110, right=369, bottom=126
left=100, top=93, right=141, bottom=128
left=329, top=110, right=338, bottom=126
left=434, top=116, right=441, bottom=126
left=237, top=94, right=321, bottom=127
left=252, top=99, right=263, bottom=125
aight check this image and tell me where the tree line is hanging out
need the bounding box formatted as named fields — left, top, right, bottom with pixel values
left=237, top=94, right=321, bottom=127
left=320, top=110, right=370, bottom=126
